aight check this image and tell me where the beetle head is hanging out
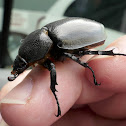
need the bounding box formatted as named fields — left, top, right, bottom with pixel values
left=8, top=55, right=28, bottom=81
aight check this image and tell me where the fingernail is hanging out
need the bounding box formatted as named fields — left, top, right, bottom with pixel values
left=0, top=113, right=2, bottom=123
left=0, top=113, right=8, bottom=126
left=0, top=119, right=9, bottom=126
left=0, top=77, right=33, bottom=105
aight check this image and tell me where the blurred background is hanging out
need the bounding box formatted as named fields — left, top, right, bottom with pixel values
left=0, top=0, right=126, bottom=88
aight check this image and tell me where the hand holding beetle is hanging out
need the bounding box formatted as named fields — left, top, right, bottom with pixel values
left=7, top=18, right=126, bottom=117
left=1, top=18, right=126, bottom=125
left=1, top=35, right=126, bottom=125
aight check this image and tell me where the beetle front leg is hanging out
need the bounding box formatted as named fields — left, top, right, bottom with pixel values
left=79, top=49, right=126, bottom=56
left=64, top=52, right=100, bottom=85
left=44, top=59, right=61, bottom=117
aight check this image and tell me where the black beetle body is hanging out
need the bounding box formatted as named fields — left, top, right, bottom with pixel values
left=45, top=17, right=106, bottom=49
left=8, top=17, right=126, bottom=117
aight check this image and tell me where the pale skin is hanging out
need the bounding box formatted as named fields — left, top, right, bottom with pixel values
left=1, top=36, right=126, bottom=126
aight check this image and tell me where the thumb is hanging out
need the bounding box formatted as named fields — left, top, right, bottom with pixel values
left=1, top=61, right=83, bottom=126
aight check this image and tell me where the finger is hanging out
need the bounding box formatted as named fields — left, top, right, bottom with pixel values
left=52, top=106, right=126, bottom=126
left=85, top=35, right=126, bottom=92
left=89, top=93, right=126, bottom=119
left=1, top=61, right=83, bottom=126
left=0, top=70, right=30, bottom=101
left=85, top=35, right=126, bottom=119
left=76, top=75, right=114, bottom=104
left=76, top=51, right=114, bottom=104
left=0, top=71, right=30, bottom=126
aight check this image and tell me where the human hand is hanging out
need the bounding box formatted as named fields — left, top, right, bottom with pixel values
left=1, top=36, right=126, bottom=126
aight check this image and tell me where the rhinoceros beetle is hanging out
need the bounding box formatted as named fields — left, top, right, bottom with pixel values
left=8, top=17, right=126, bottom=117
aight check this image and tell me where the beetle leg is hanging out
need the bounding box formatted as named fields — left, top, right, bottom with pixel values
left=64, top=52, right=100, bottom=85
left=79, top=49, right=126, bottom=56
left=44, top=59, right=61, bottom=117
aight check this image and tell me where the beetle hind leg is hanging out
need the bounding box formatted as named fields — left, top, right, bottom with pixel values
left=64, top=52, right=100, bottom=85
left=79, top=49, right=126, bottom=56
left=44, top=59, right=61, bottom=117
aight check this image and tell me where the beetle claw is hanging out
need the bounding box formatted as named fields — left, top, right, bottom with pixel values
left=8, top=73, right=18, bottom=81
left=93, top=76, right=101, bottom=86
left=55, top=108, right=61, bottom=117
left=95, top=82, right=101, bottom=86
